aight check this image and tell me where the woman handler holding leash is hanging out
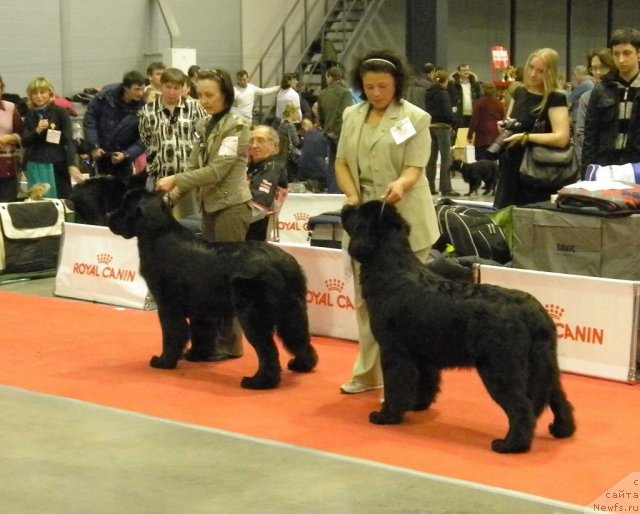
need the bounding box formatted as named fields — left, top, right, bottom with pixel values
left=335, top=50, right=440, bottom=394
left=156, top=68, right=252, bottom=361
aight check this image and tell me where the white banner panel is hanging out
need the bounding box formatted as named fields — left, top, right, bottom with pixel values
left=55, top=223, right=152, bottom=310
left=276, top=193, right=345, bottom=244
left=276, top=242, right=357, bottom=341
left=479, top=265, right=638, bottom=383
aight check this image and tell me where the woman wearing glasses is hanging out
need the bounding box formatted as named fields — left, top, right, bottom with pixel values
left=574, top=49, right=616, bottom=166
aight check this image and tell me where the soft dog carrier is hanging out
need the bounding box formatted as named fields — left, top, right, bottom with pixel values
left=308, top=210, right=343, bottom=249
left=0, top=200, right=70, bottom=281
left=435, top=201, right=511, bottom=264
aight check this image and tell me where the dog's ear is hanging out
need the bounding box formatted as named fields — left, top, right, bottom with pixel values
left=137, top=192, right=169, bottom=220
left=341, top=204, right=358, bottom=235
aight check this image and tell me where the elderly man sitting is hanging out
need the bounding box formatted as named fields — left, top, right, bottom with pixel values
left=245, top=125, right=288, bottom=241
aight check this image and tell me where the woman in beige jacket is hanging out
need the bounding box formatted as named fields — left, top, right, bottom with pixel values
left=335, top=50, right=440, bottom=394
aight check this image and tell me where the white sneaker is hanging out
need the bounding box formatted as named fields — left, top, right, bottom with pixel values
left=340, top=381, right=383, bottom=394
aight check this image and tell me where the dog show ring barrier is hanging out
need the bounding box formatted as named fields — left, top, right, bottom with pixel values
left=275, top=242, right=357, bottom=341
left=479, top=265, right=639, bottom=383
left=274, top=193, right=345, bottom=244
left=54, top=223, right=358, bottom=341
left=55, top=223, right=153, bottom=310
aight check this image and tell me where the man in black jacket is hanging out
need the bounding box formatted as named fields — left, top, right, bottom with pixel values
left=582, top=27, right=640, bottom=171
left=83, top=70, right=146, bottom=178
left=447, top=64, right=482, bottom=129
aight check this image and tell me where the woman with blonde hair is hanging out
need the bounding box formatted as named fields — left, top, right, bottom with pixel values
left=277, top=102, right=302, bottom=181
left=22, top=77, right=83, bottom=198
left=493, top=48, right=570, bottom=208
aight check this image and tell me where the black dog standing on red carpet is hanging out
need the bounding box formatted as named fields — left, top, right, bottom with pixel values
left=341, top=200, right=575, bottom=453
left=108, top=188, right=318, bottom=389
left=449, top=159, right=497, bottom=196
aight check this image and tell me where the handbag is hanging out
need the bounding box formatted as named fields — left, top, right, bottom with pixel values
left=519, top=143, right=580, bottom=189
left=0, top=155, right=18, bottom=179
left=518, top=108, right=580, bottom=189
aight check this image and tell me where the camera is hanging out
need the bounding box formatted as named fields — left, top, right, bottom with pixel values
left=486, top=119, right=522, bottom=158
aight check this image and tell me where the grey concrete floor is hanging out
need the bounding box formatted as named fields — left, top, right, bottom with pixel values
left=0, top=386, right=581, bottom=514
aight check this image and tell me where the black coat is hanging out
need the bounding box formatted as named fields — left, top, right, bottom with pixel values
left=582, top=75, right=640, bottom=170
left=424, top=84, right=455, bottom=125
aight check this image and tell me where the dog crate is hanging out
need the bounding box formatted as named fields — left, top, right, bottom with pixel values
left=308, top=211, right=343, bottom=249
left=0, top=199, right=71, bottom=282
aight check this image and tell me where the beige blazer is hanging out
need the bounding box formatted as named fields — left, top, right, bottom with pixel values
left=337, top=99, right=440, bottom=252
left=173, top=111, right=252, bottom=214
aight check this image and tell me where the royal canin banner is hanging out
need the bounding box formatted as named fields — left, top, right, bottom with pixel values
left=276, top=242, right=357, bottom=341
left=55, top=223, right=152, bottom=309
left=479, top=265, right=638, bottom=383
left=277, top=193, right=345, bottom=244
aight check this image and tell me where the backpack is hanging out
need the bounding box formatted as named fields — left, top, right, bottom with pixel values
left=435, top=200, right=511, bottom=264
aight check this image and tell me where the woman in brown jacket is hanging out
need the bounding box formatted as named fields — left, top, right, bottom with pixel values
left=467, top=83, right=505, bottom=161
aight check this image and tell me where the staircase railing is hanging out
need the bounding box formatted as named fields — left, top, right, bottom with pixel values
left=249, top=0, right=340, bottom=89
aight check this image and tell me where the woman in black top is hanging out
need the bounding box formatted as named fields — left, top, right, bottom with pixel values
left=22, top=77, right=83, bottom=198
left=493, top=48, right=571, bottom=208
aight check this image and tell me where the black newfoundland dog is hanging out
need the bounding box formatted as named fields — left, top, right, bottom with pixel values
left=108, top=188, right=318, bottom=389
left=342, top=200, right=575, bottom=453
left=70, top=173, right=148, bottom=225
left=449, top=159, right=497, bottom=196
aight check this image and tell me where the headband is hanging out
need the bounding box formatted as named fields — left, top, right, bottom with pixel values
left=362, top=58, right=397, bottom=69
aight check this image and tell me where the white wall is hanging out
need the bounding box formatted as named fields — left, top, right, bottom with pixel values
left=0, top=0, right=242, bottom=98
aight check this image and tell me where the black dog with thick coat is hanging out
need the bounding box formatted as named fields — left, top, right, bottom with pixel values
left=449, top=159, right=497, bottom=196
left=70, top=173, right=148, bottom=225
left=108, top=188, right=318, bottom=389
left=341, top=200, right=575, bottom=453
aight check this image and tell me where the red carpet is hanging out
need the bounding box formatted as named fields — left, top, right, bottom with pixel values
left=0, top=291, right=637, bottom=506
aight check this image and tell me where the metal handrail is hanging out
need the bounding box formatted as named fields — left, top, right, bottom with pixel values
left=249, top=0, right=340, bottom=87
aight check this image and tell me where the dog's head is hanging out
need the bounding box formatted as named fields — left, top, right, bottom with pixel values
left=341, top=200, right=411, bottom=263
left=450, top=159, right=464, bottom=173
left=107, top=188, right=172, bottom=239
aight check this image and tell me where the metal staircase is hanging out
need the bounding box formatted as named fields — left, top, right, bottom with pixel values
left=249, top=0, right=384, bottom=120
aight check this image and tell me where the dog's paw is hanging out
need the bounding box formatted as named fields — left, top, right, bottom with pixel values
left=411, top=400, right=430, bottom=411
left=491, top=438, right=531, bottom=454
left=241, top=374, right=281, bottom=390
left=149, top=355, right=177, bottom=369
left=369, top=410, right=402, bottom=425
left=548, top=420, right=576, bottom=439
left=287, top=349, right=318, bottom=373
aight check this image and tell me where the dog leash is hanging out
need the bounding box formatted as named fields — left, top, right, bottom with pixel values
left=379, top=193, right=389, bottom=219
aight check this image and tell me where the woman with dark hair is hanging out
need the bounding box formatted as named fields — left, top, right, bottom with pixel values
left=425, top=69, right=457, bottom=195
left=156, top=68, right=252, bottom=360
left=275, top=73, right=300, bottom=119
left=335, top=49, right=439, bottom=394
left=156, top=68, right=251, bottom=242
left=467, top=82, right=505, bottom=162
left=574, top=48, right=616, bottom=165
